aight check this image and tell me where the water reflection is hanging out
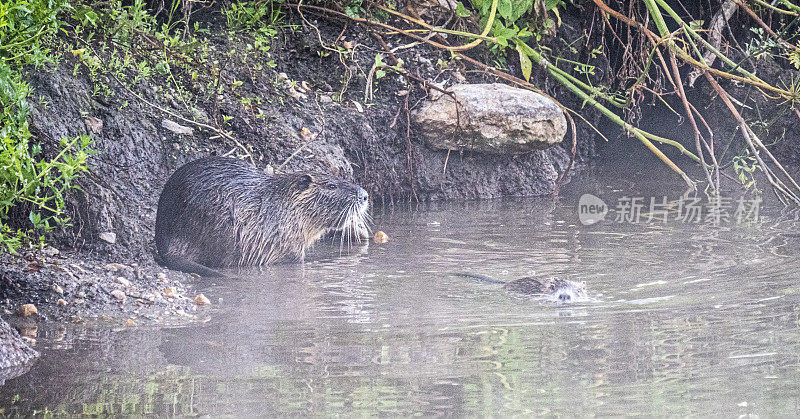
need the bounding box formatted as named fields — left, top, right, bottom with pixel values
left=2, top=168, right=800, bottom=416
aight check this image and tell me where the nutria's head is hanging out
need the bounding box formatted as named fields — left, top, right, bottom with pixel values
left=548, top=279, right=588, bottom=303
left=290, top=173, right=371, bottom=243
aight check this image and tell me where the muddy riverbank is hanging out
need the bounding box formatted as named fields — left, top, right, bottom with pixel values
left=3, top=5, right=602, bottom=320
left=4, top=1, right=800, bottom=324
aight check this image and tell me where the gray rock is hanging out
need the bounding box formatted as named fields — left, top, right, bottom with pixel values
left=110, top=289, right=127, bottom=301
left=412, top=83, right=567, bottom=154
left=41, top=246, right=60, bottom=257
left=161, top=119, right=194, bottom=136
left=99, top=232, right=117, bottom=244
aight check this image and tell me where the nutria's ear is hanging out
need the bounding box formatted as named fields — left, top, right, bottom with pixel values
left=294, top=174, right=314, bottom=191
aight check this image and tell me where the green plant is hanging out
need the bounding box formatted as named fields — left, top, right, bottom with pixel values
left=224, top=0, right=283, bottom=34
left=1, top=0, right=94, bottom=253
left=746, top=27, right=781, bottom=61
left=344, top=0, right=366, bottom=19
left=732, top=154, right=759, bottom=190
left=372, top=53, right=403, bottom=79
left=468, top=0, right=567, bottom=57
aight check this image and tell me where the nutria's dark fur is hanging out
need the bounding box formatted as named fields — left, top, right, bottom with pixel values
left=502, top=277, right=587, bottom=302
left=155, top=157, right=370, bottom=276
left=454, top=273, right=587, bottom=302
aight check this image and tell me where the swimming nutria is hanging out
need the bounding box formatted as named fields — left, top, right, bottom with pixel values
left=454, top=273, right=587, bottom=302
left=155, top=157, right=370, bottom=276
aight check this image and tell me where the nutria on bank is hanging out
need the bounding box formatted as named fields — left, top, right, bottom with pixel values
left=155, top=157, right=370, bottom=276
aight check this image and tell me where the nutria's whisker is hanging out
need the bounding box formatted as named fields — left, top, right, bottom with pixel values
left=337, top=211, right=347, bottom=254
left=341, top=203, right=355, bottom=252
left=351, top=204, right=359, bottom=242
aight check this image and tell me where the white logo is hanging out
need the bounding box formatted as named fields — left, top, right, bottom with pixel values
left=578, top=194, right=608, bottom=225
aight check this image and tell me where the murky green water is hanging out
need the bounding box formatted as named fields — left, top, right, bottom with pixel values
left=3, top=163, right=800, bottom=416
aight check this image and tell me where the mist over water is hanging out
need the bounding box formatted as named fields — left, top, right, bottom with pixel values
left=2, top=159, right=800, bottom=416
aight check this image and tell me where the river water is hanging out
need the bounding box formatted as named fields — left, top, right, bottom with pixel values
left=2, top=161, right=800, bottom=416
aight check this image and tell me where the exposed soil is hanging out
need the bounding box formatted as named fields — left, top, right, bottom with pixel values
left=4, top=4, right=600, bottom=322
left=1, top=249, right=202, bottom=323
left=5, top=1, right=800, bottom=327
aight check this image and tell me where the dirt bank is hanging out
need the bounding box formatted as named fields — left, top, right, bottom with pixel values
left=2, top=5, right=600, bottom=320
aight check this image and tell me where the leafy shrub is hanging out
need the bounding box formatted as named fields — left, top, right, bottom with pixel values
left=224, top=0, right=283, bottom=34
left=0, top=0, right=93, bottom=253
left=456, top=0, right=566, bottom=81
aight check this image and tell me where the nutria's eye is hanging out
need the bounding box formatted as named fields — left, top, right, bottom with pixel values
left=325, top=183, right=337, bottom=191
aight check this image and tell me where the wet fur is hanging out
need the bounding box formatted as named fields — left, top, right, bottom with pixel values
left=155, top=157, right=370, bottom=275
left=454, top=273, right=587, bottom=302
left=502, top=277, right=587, bottom=301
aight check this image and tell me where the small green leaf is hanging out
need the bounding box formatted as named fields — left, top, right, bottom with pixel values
left=544, top=0, right=564, bottom=10
left=515, top=42, right=532, bottom=82
left=155, top=61, right=170, bottom=74
left=455, top=2, right=471, bottom=17
left=496, top=0, right=512, bottom=21
left=513, top=37, right=536, bottom=56
left=688, top=20, right=704, bottom=31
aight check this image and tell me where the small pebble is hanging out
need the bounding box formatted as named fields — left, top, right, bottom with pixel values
left=42, top=246, right=60, bottom=256
left=194, top=294, right=211, bottom=306
left=124, top=318, right=135, bottom=327
left=110, top=289, right=126, bottom=301
left=163, top=287, right=177, bottom=298
left=57, top=299, right=68, bottom=307
left=18, top=325, right=37, bottom=338
left=288, top=88, right=307, bottom=101
left=53, top=284, right=64, bottom=295
left=104, top=263, right=130, bottom=272
left=99, top=232, right=117, bottom=244
left=16, top=304, right=37, bottom=317
left=70, top=263, right=88, bottom=274
left=373, top=231, right=389, bottom=244
left=117, top=277, right=131, bottom=287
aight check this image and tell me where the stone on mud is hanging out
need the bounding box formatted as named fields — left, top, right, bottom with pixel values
left=99, top=232, right=117, bottom=244
left=16, top=304, right=37, bottom=317
left=161, top=119, right=194, bottom=136
left=194, top=294, right=211, bottom=306
left=412, top=83, right=567, bottom=154
left=41, top=246, right=60, bottom=257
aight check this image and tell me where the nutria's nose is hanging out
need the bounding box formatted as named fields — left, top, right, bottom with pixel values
left=558, top=293, right=571, bottom=302
left=357, top=187, right=369, bottom=203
